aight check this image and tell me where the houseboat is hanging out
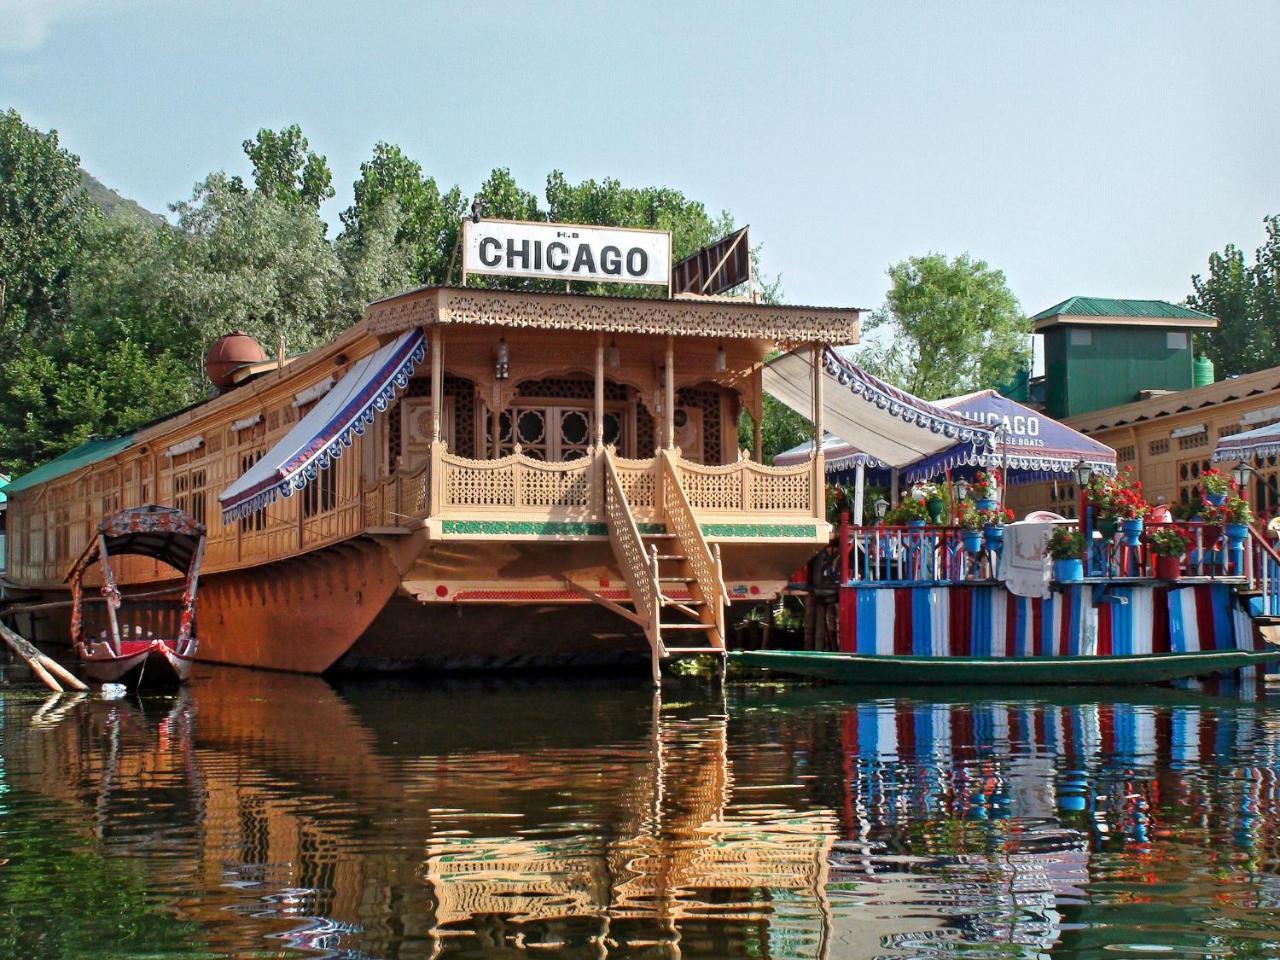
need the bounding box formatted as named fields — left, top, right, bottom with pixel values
left=1, top=259, right=858, bottom=677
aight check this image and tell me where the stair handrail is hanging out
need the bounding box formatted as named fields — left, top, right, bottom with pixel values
left=659, top=449, right=727, bottom=645
left=602, top=449, right=663, bottom=663
left=1247, top=526, right=1280, bottom=617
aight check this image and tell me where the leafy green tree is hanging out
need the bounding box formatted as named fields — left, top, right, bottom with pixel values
left=0, top=317, right=193, bottom=472
left=857, top=252, right=1029, bottom=400
left=168, top=171, right=344, bottom=358
left=339, top=141, right=465, bottom=285
left=0, top=109, right=96, bottom=335
left=241, top=124, right=334, bottom=209
left=1190, top=215, right=1280, bottom=376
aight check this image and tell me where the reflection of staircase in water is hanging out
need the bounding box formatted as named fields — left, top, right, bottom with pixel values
left=419, top=691, right=838, bottom=953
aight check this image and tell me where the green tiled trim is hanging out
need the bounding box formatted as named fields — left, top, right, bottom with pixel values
left=700, top=522, right=818, bottom=539
left=442, top=519, right=608, bottom=536
left=440, top=518, right=814, bottom=539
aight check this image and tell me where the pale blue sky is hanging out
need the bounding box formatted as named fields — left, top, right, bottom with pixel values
left=3, top=0, right=1277, bottom=321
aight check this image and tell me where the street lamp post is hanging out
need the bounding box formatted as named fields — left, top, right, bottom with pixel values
left=1073, top=460, right=1093, bottom=570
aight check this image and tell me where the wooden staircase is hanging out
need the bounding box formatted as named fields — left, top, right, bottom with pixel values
left=598, top=450, right=726, bottom=681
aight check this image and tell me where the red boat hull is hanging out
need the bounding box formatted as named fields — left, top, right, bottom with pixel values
left=75, top=638, right=194, bottom=686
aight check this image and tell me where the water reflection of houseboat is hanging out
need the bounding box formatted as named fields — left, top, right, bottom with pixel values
left=5, top=678, right=1279, bottom=956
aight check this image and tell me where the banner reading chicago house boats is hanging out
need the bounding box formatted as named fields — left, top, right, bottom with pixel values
left=462, top=219, right=672, bottom=286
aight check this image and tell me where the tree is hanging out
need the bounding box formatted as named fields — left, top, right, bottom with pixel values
left=241, top=124, right=334, bottom=210
left=339, top=142, right=465, bottom=286
left=0, top=109, right=96, bottom=335
left=857, top=253, right=1029, bottom=400
left=1190, top=215, right=1280, bottom=377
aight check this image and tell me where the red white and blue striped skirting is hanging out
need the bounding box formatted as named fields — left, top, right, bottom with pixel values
left=837, top=583, right=1262, bottom=657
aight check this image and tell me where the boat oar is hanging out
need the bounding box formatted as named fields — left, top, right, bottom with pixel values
left=0, top=620, right=88, bottom=693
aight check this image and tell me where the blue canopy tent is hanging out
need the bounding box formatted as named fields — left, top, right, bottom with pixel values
left=776, top=388, right=1116, bottom=518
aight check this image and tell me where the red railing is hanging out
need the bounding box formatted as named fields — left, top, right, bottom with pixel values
left=830, top=514, right=1269, bottom=588
left=1088, top=520, right=1249, bottom=579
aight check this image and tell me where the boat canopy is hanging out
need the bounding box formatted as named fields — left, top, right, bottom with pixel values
left=1213, top=419, right=1280, bottom=463
left=219, top=328, right=426, bottom=524
left=901, top=389, right=1116, bottom=481
left=763, top=348, right=993, bottom=471
left=774, top=385, right=1116, bottom=484
left=66, top=505, right=206, bottom=582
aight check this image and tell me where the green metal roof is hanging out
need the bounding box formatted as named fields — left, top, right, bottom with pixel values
left=0, top=473, right=8, bottom=507
left=1, top=434, right=136, bottom=496
left=1032, top=297, right=1214, bottom=323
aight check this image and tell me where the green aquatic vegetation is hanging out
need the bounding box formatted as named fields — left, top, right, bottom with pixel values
left=0, top=788, right=213, bottom=959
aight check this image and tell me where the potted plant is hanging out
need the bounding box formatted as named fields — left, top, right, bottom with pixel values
left=1146, top=525, right=1189, bottom=581
left=1110, top=470, right=1149, bottom=546
left=1214, top=496, right=1254, bottom=572
left=957, top=503, right=984, bottom=554
left=981, top=506, right=1013, bottom=551
left=1045, top=526, right=1085, bottom=582
left=911, top=482, right=946, bottom=524
left=1085, top=473, right=1120, bottom=538
left=891, top=497, right=930, bottom=528
left=1200, top=467, right=1230, bottom=507
left=825, top=483, right=850, bottom=524
left=971, top=470, right=998, bottom=511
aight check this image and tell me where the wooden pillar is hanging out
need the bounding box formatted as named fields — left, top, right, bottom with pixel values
left=594, top=333, right=605, bottom=447
left=752, top=367, right=763, bottom=461
left=430, top=326, right=443, bottom=444
left=664, top=336, right=675, bottom=449
left=812, top=342, right=825, bottom=521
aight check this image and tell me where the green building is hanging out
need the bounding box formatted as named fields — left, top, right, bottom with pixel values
left=1033, top=297, right=1217, bottom=419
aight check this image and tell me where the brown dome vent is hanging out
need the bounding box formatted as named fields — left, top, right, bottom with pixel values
left=205, top=332, right=267, bottom=391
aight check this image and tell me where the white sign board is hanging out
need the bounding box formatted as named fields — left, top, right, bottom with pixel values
left=462, top=219, right=671, bottom=287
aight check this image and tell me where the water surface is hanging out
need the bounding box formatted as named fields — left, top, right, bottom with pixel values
left=2, top=665, right=1279, bottom=958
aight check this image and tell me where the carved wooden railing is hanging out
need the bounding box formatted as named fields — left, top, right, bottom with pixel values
left=362, top=460, right=431, bottom=528
left=660, top=450, right=726, bottom=646
left=676, top=456, right=813, bottom=515
left=436, top=445, right=595, bottom=513
left=611, top=454, right=660, bottom=521
left=603, top=451, right=662, bottom=669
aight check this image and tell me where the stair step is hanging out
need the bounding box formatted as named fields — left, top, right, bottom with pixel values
left=654, top=554, right=685, bottom=561
left=661, top=622, right=716, bottom=630
left=658, top=576, right=695, bottom=583
left=643, top=533, right=677, bottom=539
left=664, top=646, right=725, bottom=655
left=661, top=597, right=705, bottom=606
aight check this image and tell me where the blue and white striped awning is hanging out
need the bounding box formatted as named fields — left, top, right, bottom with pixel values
left=1214, top=419, right=1280, bottom=463
left=219, top=328, right=426, bottom=523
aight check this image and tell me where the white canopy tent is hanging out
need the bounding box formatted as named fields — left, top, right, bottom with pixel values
left=763, top=348, right=994, bottom=523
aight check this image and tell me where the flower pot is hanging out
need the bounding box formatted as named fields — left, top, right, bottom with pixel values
left=906, top=519, right=927, bottom=529
left=1225, top=522, right=1249, bottom=542
left=926, top=498, right=946, bottom=524
left=1096, top=516, right=1120, bottom=539
left=983, top=525, right=1005, bottom=551
left=1121, top=517, right=1144, bottom=546
left=975, top=498, right=997, bottom=512
left=961, top=530, right=983, bottom=554
left=1053, top=558, right=1084, bottom=582
left=1154, top=555, right=1181, bottom=581
left=1205, top=492, right=1227, bottom=507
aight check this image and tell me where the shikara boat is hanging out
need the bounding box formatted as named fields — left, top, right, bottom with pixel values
left=732, top=647, right=1278, bottom=686
left=68, top=505, right=206, bottom=687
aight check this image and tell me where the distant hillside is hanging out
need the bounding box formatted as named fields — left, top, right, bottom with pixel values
left=78, top=168, right=165, bottom=225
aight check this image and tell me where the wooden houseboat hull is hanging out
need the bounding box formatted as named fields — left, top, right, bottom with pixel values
left=732, top=648, right=1279, bottom=685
